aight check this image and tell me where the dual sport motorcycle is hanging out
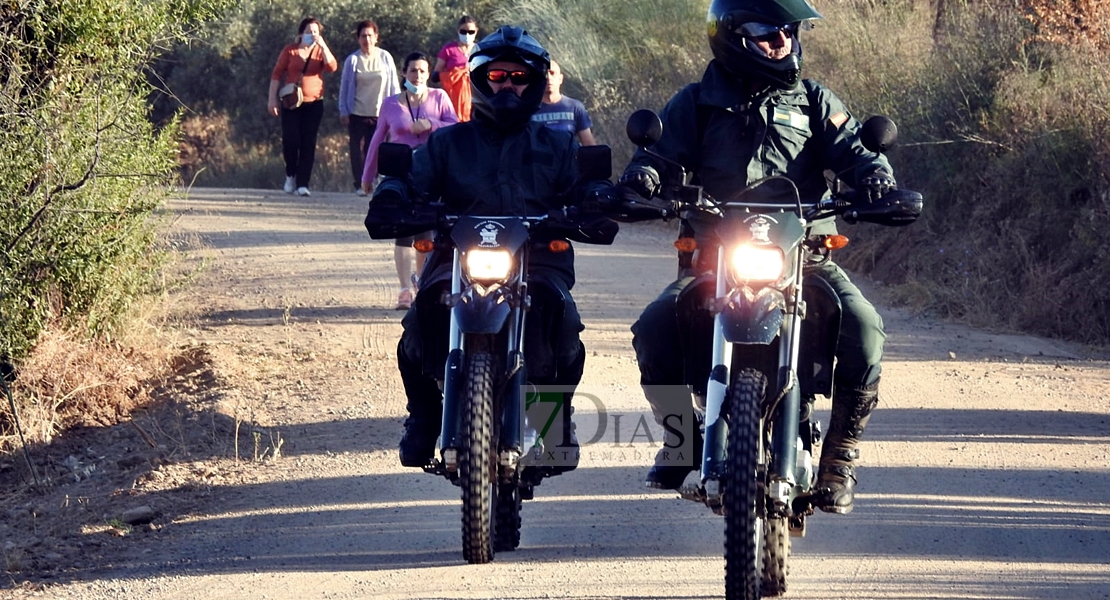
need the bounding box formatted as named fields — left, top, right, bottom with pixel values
left=615, top=109, right=923, bottom=599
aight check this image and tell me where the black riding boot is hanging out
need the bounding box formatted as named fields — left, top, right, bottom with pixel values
left=397, top=339, right=443, bottom=468
left=814, top=380, right=880, bottom=514
left=645, top=426, right=704, bottom=490
left=641, top=384, right=703, bottom=489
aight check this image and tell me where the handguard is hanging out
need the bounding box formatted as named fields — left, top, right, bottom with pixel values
left=605, top=185, right=677, bottom=223
left=843, top=189, right=923, bottom=227
left=551, top=207, right=619, bottom=245
left=364, top=183, right=438, bottom=240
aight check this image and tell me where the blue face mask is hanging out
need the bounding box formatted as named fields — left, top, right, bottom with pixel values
left=403, top=80, right=427, bottom=95
left=301, top=33, right=315, bottom=46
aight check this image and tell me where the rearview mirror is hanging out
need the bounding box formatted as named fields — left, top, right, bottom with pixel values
left=626, top=109, right=663, bottom=148
left=860, top=116, right=898, bottom=154
left=378, top=142, right=413, bottom=178
left=577, top=144, right=612, bottom=181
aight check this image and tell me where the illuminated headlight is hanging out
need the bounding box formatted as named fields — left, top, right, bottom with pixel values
left=465, top=249, right=513, bottom=281
left=730, top=245, right=784, bottom=283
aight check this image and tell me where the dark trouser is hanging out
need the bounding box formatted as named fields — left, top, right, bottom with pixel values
left=347, top=115, right=378, bottom=189
left=397, top=267, right=587, bottom=433
left=280, top=99, right=325, bottom=188
left=631, top=261, right=885, bottom=423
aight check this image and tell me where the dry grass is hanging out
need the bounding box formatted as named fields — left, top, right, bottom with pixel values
left=1022, top=0, right=1110, bottom=53
left=0, top=328, right=175, bottom=454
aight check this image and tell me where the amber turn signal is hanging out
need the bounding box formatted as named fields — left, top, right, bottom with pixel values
left=413, top=239, right=435, bottom=253
left=674, top=237, right=697, bottom=252
left=548, top=240, right=571, bottom=253
left=823, top=235, right=850, bottom=250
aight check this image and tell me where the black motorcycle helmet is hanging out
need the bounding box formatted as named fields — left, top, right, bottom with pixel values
left=467, top=25, right=550, bottom=131
left=707, top=0, right=822, bottom=89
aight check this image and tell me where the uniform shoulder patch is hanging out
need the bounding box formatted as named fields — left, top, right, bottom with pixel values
left=829, top=112, right=848, bottom=128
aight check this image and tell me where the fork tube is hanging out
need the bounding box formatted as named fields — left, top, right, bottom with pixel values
left=441, top=249, right=465, bottom=450
left=702, top=255, right=733, bottom=481
left=771, top=265, right=805, bottom=487
left=502, top=252, right=527, bottom=454
left=448, top=248, right=462, bottom=351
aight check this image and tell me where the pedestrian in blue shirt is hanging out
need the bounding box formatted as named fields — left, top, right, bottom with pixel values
left=531, top=59, right=596, bottom=145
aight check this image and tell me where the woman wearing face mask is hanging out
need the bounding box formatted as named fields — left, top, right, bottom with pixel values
left=338, top=20, right=400, bottom=196
left=431, top=15, right=478, bottom=122
left=268, top=16, right=338, bottom=196
left=362, top=52, right=459, bottom=309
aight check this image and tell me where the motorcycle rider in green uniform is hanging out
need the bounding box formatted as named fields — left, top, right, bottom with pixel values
left=619, top=0, right=897, bottom=513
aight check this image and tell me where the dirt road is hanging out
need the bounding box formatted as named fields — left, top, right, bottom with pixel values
left=8, top=188, right=1110, bottom=599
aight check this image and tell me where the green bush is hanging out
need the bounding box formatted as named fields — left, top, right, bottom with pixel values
left=0, top=0, right=235, bottom=362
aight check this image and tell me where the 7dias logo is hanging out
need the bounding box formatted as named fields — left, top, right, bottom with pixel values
left=523, top=385, right=698, bottom=468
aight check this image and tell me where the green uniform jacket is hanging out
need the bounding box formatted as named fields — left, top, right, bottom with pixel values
left=628, top=60, right=892, bottom=238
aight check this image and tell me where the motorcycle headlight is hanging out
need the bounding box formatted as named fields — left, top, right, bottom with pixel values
left=730, top=245, right=784, bottom=283
left=464, top=249, right=513, bottom=282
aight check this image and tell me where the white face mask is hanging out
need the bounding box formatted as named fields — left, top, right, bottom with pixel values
left=301, top=33, right=315, bottom=46
left=458, top=32, right=476, bottom=44
left=403, top=80, right=427, bottom=95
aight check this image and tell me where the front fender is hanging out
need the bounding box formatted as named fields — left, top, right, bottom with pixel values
left=720, top=287, right=785, bottom=345
left=452, top=286, right=513, bottom=334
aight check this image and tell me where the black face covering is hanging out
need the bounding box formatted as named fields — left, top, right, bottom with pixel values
left=479, top=87, right=533, bottom=132
left=490, top=87, right=525, bottom=111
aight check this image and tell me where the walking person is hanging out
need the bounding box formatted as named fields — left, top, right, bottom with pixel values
left=338, top=20, right=400, bottom=196
left=532, top=59, right=596, bottom=145
left=267, top=16, right=338, bottom=196
left=432, top=15, right=478, bottom=122
left=362, top=52, right=458, bottom=309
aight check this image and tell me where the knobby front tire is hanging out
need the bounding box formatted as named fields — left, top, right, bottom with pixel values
left=493, top=481, right=522, bottom=552
left=460, top=352, right=496, bottom=564
left=724, top=368, right=766, bottom=600
left=761, top=514, right=790, bottom=596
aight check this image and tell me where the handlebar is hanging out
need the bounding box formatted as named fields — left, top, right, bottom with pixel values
left=621, top=180, right=921, bottom=229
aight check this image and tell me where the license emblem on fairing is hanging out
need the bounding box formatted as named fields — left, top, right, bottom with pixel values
left=476, top=221, right=504, bottom=247
left=745, top=214, right=777, bottom=245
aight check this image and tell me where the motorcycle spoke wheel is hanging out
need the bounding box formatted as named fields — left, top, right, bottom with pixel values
left=460, top=352, right=496, bottom=564
left=724, top=368, right=765, bottom=600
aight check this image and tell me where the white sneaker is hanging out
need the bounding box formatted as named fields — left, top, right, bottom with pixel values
left=283, top=176, right=295, bottom=194
left=296, top=187, right=311, bottom=197
left=356, top=188, right=367, bottom=196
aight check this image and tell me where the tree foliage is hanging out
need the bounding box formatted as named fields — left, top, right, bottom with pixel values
left=0, top=0, right=235, bottom=362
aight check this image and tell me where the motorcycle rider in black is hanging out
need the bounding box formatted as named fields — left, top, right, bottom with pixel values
left=370, top=26, right=613, bottom=471
left=619, top=0, right=897, bottom=513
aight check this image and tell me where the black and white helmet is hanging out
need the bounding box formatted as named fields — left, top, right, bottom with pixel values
left=467, top=26, right=550, bottom=131
left=707, top=0, right=822, bottom=89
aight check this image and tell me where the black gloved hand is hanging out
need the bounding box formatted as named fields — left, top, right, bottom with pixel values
left=616, top=167, right=660, bottom=200
left=580, top=187, right=618, bottom=214
left=861, top=170, right=896, bottom=203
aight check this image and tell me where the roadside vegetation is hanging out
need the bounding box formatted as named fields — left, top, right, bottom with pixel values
left=2, top=0, right=1109, bottom=460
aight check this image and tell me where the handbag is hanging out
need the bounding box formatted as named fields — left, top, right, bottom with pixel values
left=278, top=82, right=303, bottom=109
left=278, top=46, right=315, bottom=110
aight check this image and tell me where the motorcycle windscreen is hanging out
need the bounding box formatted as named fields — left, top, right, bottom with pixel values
left=716, top=211, right=806, bottom=257
left=450, top=215, right=529, bottom=252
